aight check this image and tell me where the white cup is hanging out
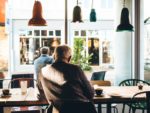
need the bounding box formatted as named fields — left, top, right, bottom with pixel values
left=20, top=81, right=27, bottom=95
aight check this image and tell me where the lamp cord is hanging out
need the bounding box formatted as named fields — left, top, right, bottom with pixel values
left=91, top=0, right=93, bottom=9
left=77, top=0, right=78, bottom=5
left=123, top=0, right=125, bottom=7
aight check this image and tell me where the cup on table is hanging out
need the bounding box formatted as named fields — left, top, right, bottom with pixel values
left=137, top=83, right=143, bottom=90
left=20, top=81, right=27, bottom=95
left=2, top=89, right=10, bottom=95
left=95, top=88, right=103, bottom=96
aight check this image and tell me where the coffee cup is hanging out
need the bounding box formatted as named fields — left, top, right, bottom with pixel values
left=2, top=89, right=10, bottom=95
left=95, top=88, right=103, bottom=96
left=138, top=83, right=143, bottom=90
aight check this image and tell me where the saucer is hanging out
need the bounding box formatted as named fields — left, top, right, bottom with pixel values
left=109, top=93, right=122, bottom=98
left=0, top=93, right=11, bottom=98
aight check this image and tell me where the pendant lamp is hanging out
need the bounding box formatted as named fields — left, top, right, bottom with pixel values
left=0, top=0, right=6, bottom=26
left=28, top=0, right=47, bottom=26
left=72, top=0, right=83, bottom=23
left=116, top=0, right=133, bottom=32
left=90, top=0, right=96, bottom=22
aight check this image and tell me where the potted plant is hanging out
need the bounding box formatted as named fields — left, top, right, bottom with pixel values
left=71, top=38, right=93, bottom=72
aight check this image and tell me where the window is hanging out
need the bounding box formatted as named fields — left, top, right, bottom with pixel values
left=19, top=29, right=62, bottom=65
left=72, top=29, right=114, bottom=67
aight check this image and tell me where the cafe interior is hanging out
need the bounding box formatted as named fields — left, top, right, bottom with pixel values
left=0, top=0, right=150, bottom=113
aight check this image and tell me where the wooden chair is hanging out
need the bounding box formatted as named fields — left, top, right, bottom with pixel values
left=119, top=79, right=150, bottom=113
left=91, top=71, right=106, bottom=80
left=90, top=80, right=111, bottom=86
left=11, top=74, right=34, bottom=88
left=90, top=80, right=118, bottom=113
left=9, top=78, right=35, bottom=88
left=129, top=91, right=150, bottom=113
left=8, top=77, right=42, bottom=113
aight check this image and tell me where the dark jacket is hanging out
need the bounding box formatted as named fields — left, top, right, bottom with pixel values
left=40, top=61, right=94, bottom=110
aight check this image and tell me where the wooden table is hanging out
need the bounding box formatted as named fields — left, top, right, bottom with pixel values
left=93, top=86, right=150, bottom=113
left=0, top=86, right=150, bottom=113
left=0, top=88, right=48, bottom=107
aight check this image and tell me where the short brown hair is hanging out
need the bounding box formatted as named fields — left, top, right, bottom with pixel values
left=40, top=47, right=49, bottom=54
left=54, top=45, right=71, bottom=61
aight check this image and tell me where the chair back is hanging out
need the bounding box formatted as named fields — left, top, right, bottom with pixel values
left=90, top=80, right=111, bottom=86
left=130, top=91, right=150, bottom=111
left=11, top=73, right=34, bottom=88
left=9, top=78, right=36, bottom=88
left=59, top=101, right=97, bottom=113
left=0, top=79, right=11, bottom=88
left=91, top=71, right=106, bottom=80
left=119, top=79, right=150, bottom=86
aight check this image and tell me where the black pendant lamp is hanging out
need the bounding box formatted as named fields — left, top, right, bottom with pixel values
left=90, top=0, right=96, bottom=22
left=116, top=0, right=133, bottom=32
left=28, top=0, right=47, bottom=26
left=72, top=0, right=83, bottom=23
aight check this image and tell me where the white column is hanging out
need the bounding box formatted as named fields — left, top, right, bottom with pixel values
left=114, top=0, right=133, bottom=85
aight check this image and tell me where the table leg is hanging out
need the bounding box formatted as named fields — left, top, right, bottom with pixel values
left=107, top=103, right=111, bottom=113
left=98, top=104, right=102, bottom=113
left=146, top=92, right=150, bottom=113
left=0, top=107, right=3, bottom=113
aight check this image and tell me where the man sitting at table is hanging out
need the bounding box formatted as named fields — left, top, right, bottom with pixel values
left=38, top=45, right=96, bottom=113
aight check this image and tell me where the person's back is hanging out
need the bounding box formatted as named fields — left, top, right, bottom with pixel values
left=39, top=45, right=95, bottom=113
left=34, top=47, right=54, bottom=80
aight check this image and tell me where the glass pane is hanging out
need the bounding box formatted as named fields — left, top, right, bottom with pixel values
left=27, top=30, right=32, bottom=36
left=41, top=38, right=61, bottom=55
left=34, top=30, right=40, bottom=36
left=88, top=38, right=99, bottom=65
left=144, top=29, right=150, bottom=81
left=144, top=0, right=150, bottom=81
left=74, top=31, right=79, bottom=36
left=49, top=31, right=53, bottom=36
left=102, top=40, right=113, bottom=64
left=55, top=30, right=61, bottom=36
left=81, top=30, right=86, bottom=36
left=41, top=30, right=47, bottom=36
left=20, top=38, right=40, bottom=65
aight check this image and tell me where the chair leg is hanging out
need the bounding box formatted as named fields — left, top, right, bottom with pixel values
left=122, top=104, right=125, bottom=113
left=142, top=109, right=145, bottom=113
left=129, top=107, right=132, bottom=113
left=113, top=107, right=118, bottom=113
left=113, top=107, right=115, bottom=113
left=132, top=108, right=136, bottom=113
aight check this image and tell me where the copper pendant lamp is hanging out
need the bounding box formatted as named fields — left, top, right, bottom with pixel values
left=28, top=0, right=47, bottom=26
left=72, top=0, right=83, bottom=23
left=0, top=0, right=6, bottom=26
left=116, top=0, right=133, bottom=32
